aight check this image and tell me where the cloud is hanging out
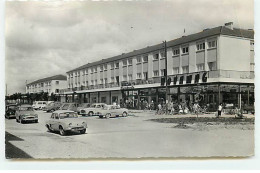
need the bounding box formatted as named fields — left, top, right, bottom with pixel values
left=5, top=0, right=254, bottom=95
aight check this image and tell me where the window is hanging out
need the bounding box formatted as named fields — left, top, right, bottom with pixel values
left=153, top=53, right=159, bottom=60
left=173, top=67, right=179, bottom=74
left=128, top=59, right=132, bottom=65
left=91, top=80, right=94, bottom=85
left=115, top=62, right=119, bottom=69
left=182, top=66, right=189, bottom=73
left=143, top=55, right=148, bottom=62
left=153, top=70, right=159, bottom=77
left=137, top=73, right=142, bottom=79
left=172, top=48, right=180, bottom=56
left=128, top=74, right=133, bottom=81
left=91, top=68, right=94, bottom=74
left=94, top=67, right=97, bottom=73
left=161, top=69, right=165, bottom=76
left=137, top=57, right=142, bottom=63
left=110, top=62, right=114, bottom=69
left=100, top=65, right=103, bottom=72
left=111, top=77, right=115, bottom=83
left=197, top=63, right=205, bottom=71
left=250, top=63, right=255, bottom=71
left=104, top=78, right=107, bottom=84
left=56, top=81, right=59, bottom=84
left=104, top=64, right=107, bottom=71
left=208, top=62, right=217, bottom=71
left=123, top=60, right=127, bottom=67
left=123, top=75, right=127, bottom=81
left=182, top=46, right=189, bottom=54
left=100, top=79, right=103, bottom=84
left=85, top=69, right=88, bottom=75
left=208, top=40, right=217, bottom=49
left=95, top=80, right=97, bottom=85
left=143, top=72, right=148, bottom=80
left=197, top=42, right=205, bottom=51
left=160, top=51, right=165, bottom=59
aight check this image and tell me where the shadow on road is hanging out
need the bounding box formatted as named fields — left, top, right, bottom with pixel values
left=5, top=132, right=32, bottom=159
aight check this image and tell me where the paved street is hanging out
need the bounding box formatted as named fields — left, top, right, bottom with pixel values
left=5, top=110, right=254, bottom=159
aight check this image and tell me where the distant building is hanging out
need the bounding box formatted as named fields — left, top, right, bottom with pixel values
left=26, top=74, right=67, bottom=96
left=65, top=22, right=254, bottom=110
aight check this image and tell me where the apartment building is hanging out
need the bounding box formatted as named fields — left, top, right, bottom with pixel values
left=65, top=22, right=254, bottom=110
left=26, top=74, right=67, bottom=96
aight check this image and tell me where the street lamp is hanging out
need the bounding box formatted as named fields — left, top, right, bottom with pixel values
left=163, top=41, right=168, bottom=113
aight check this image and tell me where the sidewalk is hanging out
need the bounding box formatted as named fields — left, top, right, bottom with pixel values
left=129, top=109, right=255, bottom=119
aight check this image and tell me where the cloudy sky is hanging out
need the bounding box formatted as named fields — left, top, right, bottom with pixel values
left=4, top=0, right=254, bottom=95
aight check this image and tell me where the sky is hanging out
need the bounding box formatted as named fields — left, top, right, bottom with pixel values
left=4, top=0, right=254, bottom=95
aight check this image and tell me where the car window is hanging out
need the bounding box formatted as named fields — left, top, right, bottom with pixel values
left=90, top=104, right=96, bottom=108
left=20, top=107, right=33, bottom=111
left=9, top=106, right=16, bottom=109
left=55, top=114, right=59, bottom=119
left=59, top=112, right=78, bottom=119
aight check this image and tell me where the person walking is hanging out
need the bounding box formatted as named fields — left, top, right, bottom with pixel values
left=217, top=103, right=223, bottom=118
left=193, top=102, right=200, bottom=118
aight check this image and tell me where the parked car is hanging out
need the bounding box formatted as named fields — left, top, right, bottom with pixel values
left=15, top=105, right=38, bottom=123
left=59, top=103, right=78, bottom=112
left=43, top=102, right=63, bottom=112
left=80, top=103, right=107, bottom=116
left=98, top=105, right=129, bottom=118
left=45, top=110, right=87, bottom=136
left=5, top=104, right=17, bottom=119
left=76, top=103, right=91, bottom=114
left=32, top=101, right=47, bottom=110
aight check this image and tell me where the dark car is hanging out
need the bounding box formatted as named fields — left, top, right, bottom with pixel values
left=5, top=104, right=17, bottom=119
left=59, top=103, right=78, bottom=112
left=15, top=105, right=38, bottom=123
left=43, top=102, right=63, bottom=112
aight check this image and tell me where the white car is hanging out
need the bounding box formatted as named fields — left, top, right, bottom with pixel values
left=98, top=105, right=129, bottom=118
left=80, top=103, right=107, bottom=116
left=32, top=101, right=47, bottom=110
left=45, top=110, right=87, bottom=136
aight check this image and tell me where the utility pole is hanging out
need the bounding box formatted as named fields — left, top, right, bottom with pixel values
left=163, top=40, right=168, bottom=112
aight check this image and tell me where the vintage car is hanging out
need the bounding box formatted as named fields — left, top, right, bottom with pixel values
left=43, top=102, right=63, bottom=112
left=59, top=103, right=78, bottom=112
left=98, top=105, right=129, bottom=118
left=15, top=105, right=38, bottom=123
left=80, top=103, right=107, bottom=116
left=5, top=104, right=17, bottom=119
left=76, top=103, right=91, bottom=114
left=32, top=101, right=47, bottom=110
left=45, top=110, right=87, bottom=136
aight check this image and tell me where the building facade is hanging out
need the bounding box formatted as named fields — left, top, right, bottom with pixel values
left=26, top=74, right=67, bottom=96
left=64, top=22, right=254, bottom=111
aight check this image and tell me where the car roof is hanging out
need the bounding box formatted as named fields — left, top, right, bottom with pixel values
left=19, top=104, right=32, bottom=107
left=53, top=110, right=75, bottom=113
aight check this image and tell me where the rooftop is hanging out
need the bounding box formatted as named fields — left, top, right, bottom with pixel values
left=67, top=24, right=254, bottom=73
left=27, top=74, right=67, bottom=86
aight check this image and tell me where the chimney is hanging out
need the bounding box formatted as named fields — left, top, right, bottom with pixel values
left=225, top=22, right=233, bottom=30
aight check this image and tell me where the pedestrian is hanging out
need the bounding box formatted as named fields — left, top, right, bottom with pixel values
left=157, top=103, right=162, bottom=115
left=193, top=102, right=200, bottom=118
left=217, top=103, right=223, bottom=118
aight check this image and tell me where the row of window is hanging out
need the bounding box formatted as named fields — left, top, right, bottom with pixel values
left=68, top=40, right=218, bottom=79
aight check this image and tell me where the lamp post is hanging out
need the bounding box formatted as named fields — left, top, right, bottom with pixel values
left=163, top=40, right=168, bottom=112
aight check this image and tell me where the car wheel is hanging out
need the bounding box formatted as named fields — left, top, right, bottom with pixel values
left=35, top=120, right=38, bottom=123
left=19, top=117, right=24, bottom=124
left=80, top=129, right=86, bottom=134
left=122, top=112, right=127, bottom=117
left=59, top=126, right=66, bottom=136
left=88, top=111, right=94, bottom=116
left=105, top=113, right=111, bottom=119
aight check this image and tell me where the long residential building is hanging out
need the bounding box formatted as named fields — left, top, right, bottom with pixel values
left=64, top=22, right=254, bottom=110
left=26, top=74, right=67, bottom=96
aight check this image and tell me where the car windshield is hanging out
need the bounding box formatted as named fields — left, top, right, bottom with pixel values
left=59, top=112, right=78, bottom=119
left=8, top=106, right=16, bottom=109
left=20, top=107, right=33, bottom=111
left=90, top=104, right=96, bottom=108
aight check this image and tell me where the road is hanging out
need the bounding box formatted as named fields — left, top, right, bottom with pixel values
left=5, top=110, right=254, bottom=159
